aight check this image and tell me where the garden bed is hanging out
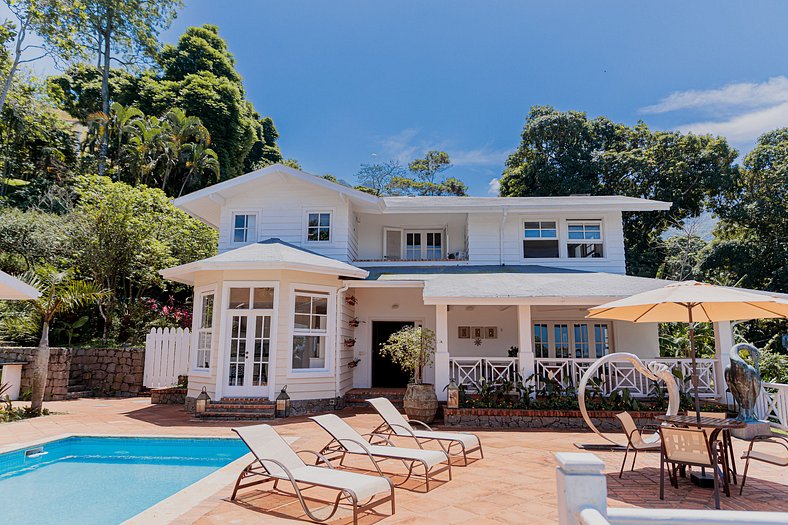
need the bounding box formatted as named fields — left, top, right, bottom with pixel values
left=444, top=407, right=668, bottom=431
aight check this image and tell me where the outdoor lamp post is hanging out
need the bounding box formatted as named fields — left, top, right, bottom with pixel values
left=195, top=386, right=211, bottom=414
left=447, top=378, right=459, bottom=409
left=276, top=385, right=291, bottom=418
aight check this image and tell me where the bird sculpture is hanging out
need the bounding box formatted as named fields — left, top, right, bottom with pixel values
left=724, top=343, right=762, bottom=423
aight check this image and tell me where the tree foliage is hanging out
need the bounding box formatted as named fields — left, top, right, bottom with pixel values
left=355, top=151, right=467, bottom=196
left=499, top=106, right=738, bottom=276
left=378, top=326, right=436, bottom=384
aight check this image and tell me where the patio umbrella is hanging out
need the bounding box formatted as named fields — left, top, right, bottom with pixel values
left=587, top=280, right=788, bottom=422
left=0, top=270, right=39, bottom=300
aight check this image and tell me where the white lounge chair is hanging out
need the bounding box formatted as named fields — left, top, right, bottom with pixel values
left=366, top=397, right=483, bottom=465
left=310, top=413, right=451, bottom=492
left=231, top=424, right=395, bottom=524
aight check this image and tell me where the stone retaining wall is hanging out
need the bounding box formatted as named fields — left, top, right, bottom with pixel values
left=0, top=346, right=144, bottom=400
left=444, top=407, right=662, bottom=431
left=151, top=387, right=187, bottom=405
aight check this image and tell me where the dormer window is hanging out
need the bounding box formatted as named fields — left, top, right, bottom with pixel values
left=232, top=213, right=257, bottom=243
left=306, top=212, right=331, bottom=242
left=567, top=221, right=603, bottom=258
left=523, top=221, right=558, bottom=258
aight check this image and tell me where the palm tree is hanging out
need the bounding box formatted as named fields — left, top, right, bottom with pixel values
left=178, top=143, right=220, bottom=196
left=161, top=108, right=211, bottom=193
left=23, top=266, right=106, bottom=414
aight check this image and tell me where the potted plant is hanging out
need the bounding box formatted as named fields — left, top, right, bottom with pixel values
left=379, top=326, right=438, bottom=423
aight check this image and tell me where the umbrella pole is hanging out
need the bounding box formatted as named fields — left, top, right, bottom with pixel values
left=688, top=307, right=701, bottom=423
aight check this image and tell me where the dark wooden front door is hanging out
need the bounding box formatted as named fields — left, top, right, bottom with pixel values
left=371, top=321, right=414, bottom=388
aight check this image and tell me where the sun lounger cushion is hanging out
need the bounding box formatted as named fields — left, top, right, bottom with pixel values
left=411, top=430, right=480, bottom=448
left=287, top=466, right=392, bottom=502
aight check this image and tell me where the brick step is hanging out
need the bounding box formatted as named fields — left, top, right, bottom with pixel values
left=196, top=411, right=275, bottom=421
left=206, top=405, right=275, bottom=413
left=217, top=397, right=271, bottom=404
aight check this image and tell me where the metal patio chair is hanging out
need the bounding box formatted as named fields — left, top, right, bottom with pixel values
left=615, top=411, right=661, bottom=477
left=739, top=434, right=788, bottom=495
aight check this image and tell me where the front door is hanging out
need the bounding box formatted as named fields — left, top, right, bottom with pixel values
left=371, top=321, right=415, bottom=388
left=224, top=312, right=272, bottom=397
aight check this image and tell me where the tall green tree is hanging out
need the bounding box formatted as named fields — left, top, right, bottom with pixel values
left=0, top=0, right=86, bottom=113
left=499, top=106, right=738, bottom=276
left=21, top=265, right=105, bottom=413
left=74, top=0, right=182, bottom=176
left=706, top=128, right=788, bottom=292
left=357, top=151, right=467, bottom=196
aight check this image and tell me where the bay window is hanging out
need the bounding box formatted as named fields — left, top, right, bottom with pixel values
left=195, top=291, right=214, bottom=370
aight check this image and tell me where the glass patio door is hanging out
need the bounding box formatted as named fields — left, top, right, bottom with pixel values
left=224, top=312, right=271, bottom=397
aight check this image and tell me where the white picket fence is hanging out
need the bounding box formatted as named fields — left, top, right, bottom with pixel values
left=143, top=327, right=192, bottom=388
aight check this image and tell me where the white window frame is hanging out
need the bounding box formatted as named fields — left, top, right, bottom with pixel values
left=566, top=220, right=605, bottom=259
left=532, top=320, right=613, bottom=359
left=191, top=285, right=216, bottom=375
left=406, top=229, right=445, bottom=260
left=523, top=220, right=560, bottom=259
left=288, top=283, right=336, bottom=378
left=230, top=210, right=260, bottom=245
left=303, top=209, right=334, bottom=244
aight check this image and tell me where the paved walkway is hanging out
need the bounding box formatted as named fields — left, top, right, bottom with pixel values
left=2, top=398, right=786, bottom=524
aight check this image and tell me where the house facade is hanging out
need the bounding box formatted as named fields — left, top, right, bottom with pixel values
left=161, top=164, right=735, bottom=411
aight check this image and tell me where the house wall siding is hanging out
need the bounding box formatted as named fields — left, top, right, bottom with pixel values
left=216, top=177, right=351, bottom=261
left=354, top=212, right=468, bottom=260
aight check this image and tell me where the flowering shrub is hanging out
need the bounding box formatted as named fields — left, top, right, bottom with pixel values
left=144, top=296, right=192, bottom=328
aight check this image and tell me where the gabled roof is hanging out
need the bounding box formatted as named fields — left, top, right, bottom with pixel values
left=173, top=164, right=381, bottom=227
left=379, top=195, right=672, bottom=213
left=160, top=238, right=369, bottom=284
left=0, top=270, right=40, bottom=300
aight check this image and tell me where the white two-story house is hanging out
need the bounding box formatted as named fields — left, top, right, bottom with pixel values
left=161, top=164, right=735, bottom=413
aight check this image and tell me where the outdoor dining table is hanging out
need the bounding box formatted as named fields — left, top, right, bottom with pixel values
left=655, top=414, right=746, bottom=488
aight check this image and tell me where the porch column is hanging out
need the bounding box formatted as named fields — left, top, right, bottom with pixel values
left=714, top=321, right=734, bottom=403
left=517, top=305, right=534, bottom=382
left=434, top=304, right=449, bottom=401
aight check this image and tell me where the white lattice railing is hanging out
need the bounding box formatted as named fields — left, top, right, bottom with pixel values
left=535, top=357, right=718, bottom=397
left=756, top=382, right=788, bottom=431
left=449, top=357, right=519, bottom=391
left=534, top=357, right=718, bottom=398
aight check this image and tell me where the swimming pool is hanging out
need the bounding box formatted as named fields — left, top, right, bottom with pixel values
left=0, top=436, right=249, bottom=525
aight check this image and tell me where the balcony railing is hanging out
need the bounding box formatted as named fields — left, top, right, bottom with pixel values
left=534, top=357, right=719, bottom=398
left=756, top=382, right=788, bottom=430
left=448, top=356, right=719, bottom=397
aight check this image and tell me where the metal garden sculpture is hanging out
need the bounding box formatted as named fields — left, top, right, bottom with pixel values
left=577, top=352, right=680, bottom=446
left=724, top=343, right=762, bottom=423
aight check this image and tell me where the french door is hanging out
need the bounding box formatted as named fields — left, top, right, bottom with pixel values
left=224, top=312, right=272, bottom=397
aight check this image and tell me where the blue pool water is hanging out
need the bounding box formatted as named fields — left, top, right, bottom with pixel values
left=0, top=436, right=248, bottom=525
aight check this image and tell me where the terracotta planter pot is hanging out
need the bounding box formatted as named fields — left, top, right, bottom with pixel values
left=404, top=383, right=438, bottom=424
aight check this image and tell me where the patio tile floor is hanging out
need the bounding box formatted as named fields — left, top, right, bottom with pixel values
left=1, top=397, right=786, bottom=524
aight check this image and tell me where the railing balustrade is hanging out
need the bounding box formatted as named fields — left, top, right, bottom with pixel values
left=448, top=357, right=519, bottom=390
left=756, top=382, right=788, bottom=431
left=448, top=355, right=719, bottom=397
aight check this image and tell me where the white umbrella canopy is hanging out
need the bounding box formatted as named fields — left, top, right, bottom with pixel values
left=587, top=280, right=788, bottom=323
left=0, top=270, right=40, bottom=301
left=587, top=280, right=788, bottom=422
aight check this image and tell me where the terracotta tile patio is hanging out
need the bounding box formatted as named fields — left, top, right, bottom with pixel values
left=2, top=398, right=786, bottom=524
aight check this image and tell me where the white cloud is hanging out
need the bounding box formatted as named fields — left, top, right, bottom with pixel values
left=679, top=102, right=788, bottom=143
left=377, top=129, right=510, bottom=168
left=641, top=76, right=788, bottom=114
left=487, top=178, right=501, bottom=195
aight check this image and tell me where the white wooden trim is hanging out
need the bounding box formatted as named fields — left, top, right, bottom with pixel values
left=191, top=284, right=216, bottom=373
left=286, top=282, right=338, bottom=379
left=229, top=208, right=262, bottom=245
left=302, top=208, right=336, bottom=246
left=216, top=280, right=279, bottom=399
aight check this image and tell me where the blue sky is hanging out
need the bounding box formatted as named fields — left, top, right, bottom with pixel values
left=7, top=1, right=788, bottom=195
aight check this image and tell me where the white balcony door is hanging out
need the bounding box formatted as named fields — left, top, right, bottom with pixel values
left=224, top=312, right=272, bottom=397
